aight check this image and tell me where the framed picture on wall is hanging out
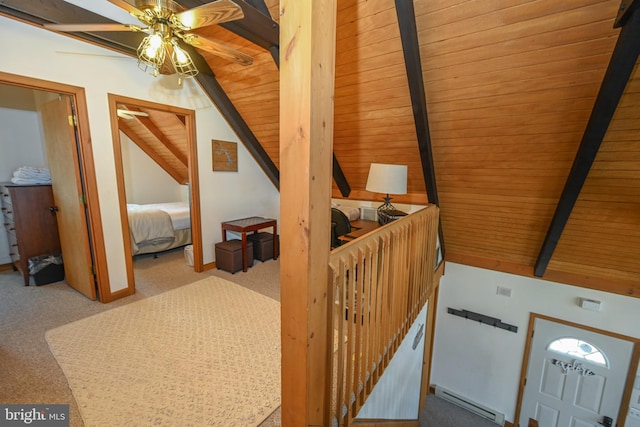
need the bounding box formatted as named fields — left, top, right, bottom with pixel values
left=212, top=140, right=238, bottom=172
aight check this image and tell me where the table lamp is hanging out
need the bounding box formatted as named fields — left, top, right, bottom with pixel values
left=365, top=163, right=408, bottom=216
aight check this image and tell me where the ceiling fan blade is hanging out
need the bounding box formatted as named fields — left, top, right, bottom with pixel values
left=108, top=0, right=143, bottom=15
left=117, top=110, right=149, bottom=119
left=174, top=0, right=244, bottom=30
left=185, top=34, right=253, bottom=66
left=43, top=23, right=142, bottom=32
left=117, top=109, right=149, bottom=117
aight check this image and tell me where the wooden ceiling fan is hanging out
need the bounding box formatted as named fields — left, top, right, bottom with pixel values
left=44, top=0, right=253, bottom=78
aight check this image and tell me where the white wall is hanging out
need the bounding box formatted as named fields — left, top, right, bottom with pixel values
left=0, top=108, right=48, bottom=181
left=0, top=16, right=280, bottom=293
left=357, top=303, right=427, bottom=420
left=0, top=102, right=48, bottom=265
left=120, top=134, right=185, bottom=204
left=431, top=262, right=640, bottom=423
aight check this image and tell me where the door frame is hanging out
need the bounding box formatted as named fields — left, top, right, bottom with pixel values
left=515, top=313, right=640, bottom=427
left=0, top=71, right=109, bottom=300
left=107, top=93, right=202, bottom=297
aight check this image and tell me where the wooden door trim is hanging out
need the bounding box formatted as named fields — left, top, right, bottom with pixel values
left=0, top=71, right=109, bottom=301
left=107, top=93, right=202, bottom=299
left=515, top=313, right=640, bottom=427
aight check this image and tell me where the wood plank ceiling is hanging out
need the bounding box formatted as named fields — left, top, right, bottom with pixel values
left=2, top=0, right=638, bottom=296
left=117, top=106, right=190, bottom=184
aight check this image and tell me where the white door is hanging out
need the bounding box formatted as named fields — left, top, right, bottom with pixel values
left=520, top=317, right=634, bottom=427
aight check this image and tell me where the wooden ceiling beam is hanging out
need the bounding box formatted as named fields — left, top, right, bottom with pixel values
left=615, top=0, right=640, bottom=27
left=395, top=0, right=445, bottom=256
left=119, top=120, right=187, bottom=184
left=534, top=8, right=640, bottom=277
left=197, top=72, right=280, bottom=188
left=122, top=105, right=189, bottom=167
left=333, top=155, right=351, bottom=197
left=0, top=0, right=141, bottom=56
left=394, top=1, right=438, bottom=205
left=243, top=0, right=279, bottom=66
left=225, top=0, right=349, bottom=195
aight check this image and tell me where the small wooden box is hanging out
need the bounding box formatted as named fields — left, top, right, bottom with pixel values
left=215, top=240, right=253, bottom=274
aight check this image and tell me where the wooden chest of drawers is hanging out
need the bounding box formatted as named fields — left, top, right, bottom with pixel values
left=1, top=183, right=61, bottom=285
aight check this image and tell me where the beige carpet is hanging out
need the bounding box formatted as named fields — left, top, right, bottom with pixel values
left=45, top=276, right=281, bottom=427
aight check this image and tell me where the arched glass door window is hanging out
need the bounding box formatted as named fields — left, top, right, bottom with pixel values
left=547, top=337, right=608, bottom=366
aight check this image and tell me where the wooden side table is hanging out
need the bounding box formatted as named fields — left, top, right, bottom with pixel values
left=221, top=217, right=278, bottom=272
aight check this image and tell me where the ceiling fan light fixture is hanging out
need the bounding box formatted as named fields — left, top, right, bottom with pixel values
left=137, top=33, right=166, bottom=76
left=170, top=39, right=198, bottom=80
left=44, top=0, right=253, bottom=84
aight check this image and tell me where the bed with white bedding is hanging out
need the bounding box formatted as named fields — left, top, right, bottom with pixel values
left=127, top=202, right=191, bottom=256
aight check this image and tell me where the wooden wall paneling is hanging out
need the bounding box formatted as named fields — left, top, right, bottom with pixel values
left=535, top=7, right=640, bottom=277
left=130, top=115, right=188, bottom=166
left=335, top=74, right=409, bottom=99
left=427, top=70, right=610, bottom=106
left=118, top=121, right=187, bottom=184
left=335, top=63, right=408, bottom=90
left=421, top=23, right=617, bottom=78
left=334, top=85, right=412, bottom=113
left=416, top=1, right=619, bottom=54
left=336, top=0, right=396, bottom=36
left=427, top=84, right=600, bottom=116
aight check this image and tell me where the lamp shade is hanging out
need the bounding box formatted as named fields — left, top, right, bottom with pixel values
left=365, top=163, right=408, bottom=195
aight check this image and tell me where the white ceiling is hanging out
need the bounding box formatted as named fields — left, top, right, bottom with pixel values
left=62, top=0, right=141, bottom=24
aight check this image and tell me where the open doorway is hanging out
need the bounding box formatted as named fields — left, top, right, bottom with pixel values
left=107, top=94, right=202, bottom=295
left=0, top=71, right=109, bottom=300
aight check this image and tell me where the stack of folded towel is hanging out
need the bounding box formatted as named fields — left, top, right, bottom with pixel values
left=10, top=166, right=52, bottom=185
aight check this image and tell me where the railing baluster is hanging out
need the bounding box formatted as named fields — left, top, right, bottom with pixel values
left=327, top=206, right=439, bottom=426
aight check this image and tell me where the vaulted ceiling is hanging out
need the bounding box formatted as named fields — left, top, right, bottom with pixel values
left=116, top=104, right=190, bottom=184
left=2, top=0, right=638, bottom=297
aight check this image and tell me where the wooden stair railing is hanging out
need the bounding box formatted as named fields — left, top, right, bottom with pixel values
left=326, top=206, right=440, bottom=426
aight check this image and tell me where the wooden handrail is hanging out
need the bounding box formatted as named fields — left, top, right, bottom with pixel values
left=325, top=206, right=440, bottom=426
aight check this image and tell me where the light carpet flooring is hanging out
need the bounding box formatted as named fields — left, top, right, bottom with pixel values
left=45, top=276, right=281, bottom=426
left=0, top=248, right=499, bottom=427
left=0, top=249, right=281, bottom=427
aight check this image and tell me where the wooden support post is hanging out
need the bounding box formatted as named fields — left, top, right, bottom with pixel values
left=280, top=1, right=337, bottom=426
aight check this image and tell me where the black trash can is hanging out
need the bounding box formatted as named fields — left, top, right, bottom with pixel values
left=28, top=254, right=65, bottom=286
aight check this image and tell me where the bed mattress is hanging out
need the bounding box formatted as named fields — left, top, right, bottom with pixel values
left=127, top=202, right=191, bottom=230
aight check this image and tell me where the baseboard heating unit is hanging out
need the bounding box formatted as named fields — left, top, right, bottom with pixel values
left=434, top=385, right=505, bottom=426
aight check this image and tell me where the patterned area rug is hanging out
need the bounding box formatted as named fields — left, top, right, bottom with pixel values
left=45, top=276, right=281, bottom=426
